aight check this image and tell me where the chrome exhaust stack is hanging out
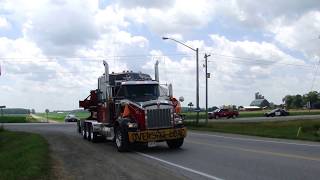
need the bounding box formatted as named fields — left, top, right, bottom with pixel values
left=155, top=60, right=159, bottom=82
left=103, top=60, right=109, bottom=83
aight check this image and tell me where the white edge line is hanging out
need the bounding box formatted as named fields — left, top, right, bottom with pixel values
left=137, top=152, right=224, bottom=180
left=189, top=132, right=320, bottom=147
left=2, top=123, right=66, bottom=125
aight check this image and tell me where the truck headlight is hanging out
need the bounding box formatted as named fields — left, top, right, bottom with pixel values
left=127, top=122, right=138, bottom=128
left=174, top=113, right=183, bottom=124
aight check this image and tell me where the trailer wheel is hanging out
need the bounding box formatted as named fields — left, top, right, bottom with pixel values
left=166, top=138, right=184, bottom=149
left=90, top=126, right=98, bottom=143
left=115, top=127, right=129, bottom=152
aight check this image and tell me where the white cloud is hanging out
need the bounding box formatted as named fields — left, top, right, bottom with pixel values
left=0, top=0, right=151, bottom=111
left=1, top=0, right=320, bottom=111
left=0, top=16, right=10, bottom=29
left=271, top=11, right=320, bottom=59
left=117, top=0, right=175, bottom=9
left=142, top=34, right=310, bottom=107
left=120, top=0, right=216, bottom=34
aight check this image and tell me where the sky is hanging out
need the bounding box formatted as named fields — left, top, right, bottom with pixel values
left=0, top=0, right=320, bottom=112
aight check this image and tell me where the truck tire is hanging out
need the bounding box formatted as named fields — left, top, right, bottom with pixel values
left=77, top=121, right=81, bottom=133
left=90, top=126, right=98, bottom=143
left=114, top=127, right=129, bottom=152
left=82, top=125, right=87, bottom=139
left=86, top=124, right=91, bottom=141
left=166, top=138, right=184, bottom=149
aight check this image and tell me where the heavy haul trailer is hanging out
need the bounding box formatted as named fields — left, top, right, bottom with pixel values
left=78, top=61, right=187, bottom=152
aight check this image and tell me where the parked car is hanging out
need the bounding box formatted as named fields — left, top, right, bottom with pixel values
left=264, top=108, right=289, bottom=117
left=208, top=109, right=239, bottom=119
left=64, top=114, right=79, bottom=122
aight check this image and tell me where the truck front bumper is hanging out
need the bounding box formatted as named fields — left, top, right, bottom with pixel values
left=128, top=127, right=187, bottom=143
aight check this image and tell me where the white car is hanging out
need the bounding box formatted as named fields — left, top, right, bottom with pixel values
left=64, top=114, right=79, bottom=122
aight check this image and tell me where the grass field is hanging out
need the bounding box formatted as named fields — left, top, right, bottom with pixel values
left=182, top=109, right=320, bottom=119
left=36, top=111, right=90, bottom=122
left=185, top=120, right=320, bottom=141
left=0, top=129, right=50, bottom=180
left=0, top=115, right=37, bottom=123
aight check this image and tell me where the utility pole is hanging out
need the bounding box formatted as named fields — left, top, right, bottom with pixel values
left=204, top=54, right=211, bottom=125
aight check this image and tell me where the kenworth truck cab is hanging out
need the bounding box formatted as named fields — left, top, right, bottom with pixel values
left=78, top=61, right=187, bottom=152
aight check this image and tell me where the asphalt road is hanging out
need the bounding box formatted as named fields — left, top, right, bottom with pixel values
left=4, top=123, right=320, bottom=180
left=196, top=114, right=320, bottom=123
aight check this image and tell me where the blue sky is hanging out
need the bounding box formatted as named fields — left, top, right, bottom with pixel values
left=0, top=0, right=320, bottom=111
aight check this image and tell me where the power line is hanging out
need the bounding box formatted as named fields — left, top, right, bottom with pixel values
left=207, top=56, right=314, bottom=69
left=0, top=51, right=312, bottom=69
left=0, top=53, right=195, bottom=62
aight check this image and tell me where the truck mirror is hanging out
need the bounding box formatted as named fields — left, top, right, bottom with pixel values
left=179, top=96, right=184, bottom=102
left=168, top=84, right=173, bottom=97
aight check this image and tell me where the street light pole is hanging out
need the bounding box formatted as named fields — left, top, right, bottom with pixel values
left=196, top=48, right=200, bottom=125
left=162, top=37, right=200, bottom=125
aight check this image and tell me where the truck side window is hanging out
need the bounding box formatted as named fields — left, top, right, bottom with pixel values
left=116, top=86, right=126, bottom=98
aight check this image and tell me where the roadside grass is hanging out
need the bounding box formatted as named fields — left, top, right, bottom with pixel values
left=36, top=111, right=90, bottom=122
left=182, top=109, right=320, bottom=119
left=185, top=120, right=320, bottom=142
left=0, top=130, right=50, bottom=180
left=0, top=115, right=38, bottom=123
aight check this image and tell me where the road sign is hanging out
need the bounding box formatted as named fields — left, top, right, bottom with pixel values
left=0, top=106, right=5, bottom=117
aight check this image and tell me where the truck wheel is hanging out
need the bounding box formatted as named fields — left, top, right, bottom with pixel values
left=114, top=127, right=129, bottom=152
left=82, top=125, right=87, bottom=139
left=77, top=121, right=81, bottom=133
left=90, top=126, right=98, bottom=143
left=87, top=125, right=91, bottom=141
left=167, top=138, right=184, bottom=149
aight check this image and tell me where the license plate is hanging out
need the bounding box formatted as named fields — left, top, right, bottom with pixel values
left=148, top=141, right=157, bottom=147
left=128, top=127, right=187, bottom=143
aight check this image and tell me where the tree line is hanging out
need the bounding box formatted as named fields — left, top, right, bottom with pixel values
left=1, top=108, right=31, bottom=114
left=283, top=91, right=320, bottom=109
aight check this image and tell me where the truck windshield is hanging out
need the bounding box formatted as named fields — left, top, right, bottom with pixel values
left=117, top=84, right=160, bottom=101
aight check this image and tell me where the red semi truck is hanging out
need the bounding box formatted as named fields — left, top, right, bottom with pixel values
left=77, top=61, right=187, bottom=152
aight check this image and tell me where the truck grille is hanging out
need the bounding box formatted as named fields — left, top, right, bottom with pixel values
left=146, top=108, right=172, bottom=129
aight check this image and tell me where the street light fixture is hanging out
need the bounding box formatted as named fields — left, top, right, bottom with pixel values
left=162, top=36, right=200, bottom=125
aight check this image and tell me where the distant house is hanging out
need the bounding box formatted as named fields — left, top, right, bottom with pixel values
left=250, top=99, right=270, bottom=108
left=240, top=106, right=262, bottom=111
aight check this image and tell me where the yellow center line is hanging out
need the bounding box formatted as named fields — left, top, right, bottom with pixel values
left=186, top=140, right=320, bottom=162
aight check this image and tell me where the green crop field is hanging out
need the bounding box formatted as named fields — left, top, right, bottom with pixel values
left=186, top=119, right=320, bottom=142
left=0, top=129, right=50, bottom=180
left=0, top=115, right=37, bottom=123
left=182, top=109, right=320, bottom=119
left=36, top=111, right=90, bottom=122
